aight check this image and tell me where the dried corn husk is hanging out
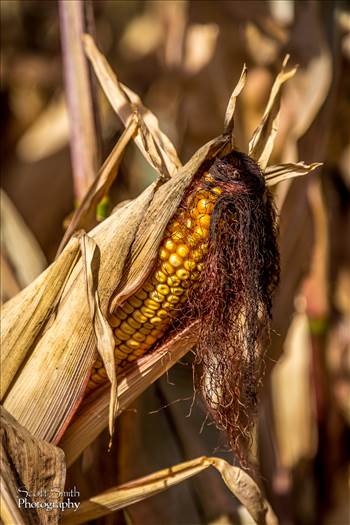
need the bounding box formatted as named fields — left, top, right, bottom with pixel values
left=0, top=406, right=65, bottom=525
left=60, top=456, right=277, bottom=525
left=1, top=35, right=319, bottom=459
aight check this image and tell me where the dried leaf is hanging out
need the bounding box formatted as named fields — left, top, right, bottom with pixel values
left=0, top=236, right=80, bottom=400
left=207, top=458, right=278, bottom=525
left=1, top=126, right=228, bottom=446
left=265, top=161, right=322, bottom=186
left=57, top=115, right=138, bottom=255
left=83, top=34, right=181, bottom=179
left=60, top=455, right=276, bottom=525
left=60, top=322, right=199, bottom=466
left=80, top=234, right=117, bottom=442
left=249, top=55, right=297, bottom=169
left=0, top=406, right=65, bottom=525
left=224, top=64, right=247, bottom=136
left=1, top=184, right=155, bottom=442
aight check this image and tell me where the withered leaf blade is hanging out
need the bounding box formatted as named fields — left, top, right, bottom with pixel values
left=2, top=184, right=156, bottom=444
left=0, top=236, right=80, bottom=400
left=0, top=406, right=65, bottom=525
left=60, top=322, right=199, bottom=467
left=249, top=55, right=297, bottom=169
left=60, top=455, right=276, bottom=525
left=207, top=457, right=278, bottom=525
left=80, top=233, right=117, bottom=442
left=224, top=64, right=247, bottom=136
left=265, top=161, right=322, bottom=186
left=83, top=33, right=181, bottom=179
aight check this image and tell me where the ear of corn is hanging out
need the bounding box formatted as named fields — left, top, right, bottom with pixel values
left=87, top=176, right=221, bottom=391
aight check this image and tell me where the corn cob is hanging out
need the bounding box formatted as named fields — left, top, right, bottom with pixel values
left=87, top=175, right=221, bottom=391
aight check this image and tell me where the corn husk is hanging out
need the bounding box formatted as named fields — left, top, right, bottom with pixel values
left=60, top=456, right=277, bottom=525
left=0, top=406, right=65, bottom=525
left=1, top=35, right=321, bottom=523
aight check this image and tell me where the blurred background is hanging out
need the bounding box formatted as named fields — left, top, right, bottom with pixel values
left=1, top=1, right=349, bottom=524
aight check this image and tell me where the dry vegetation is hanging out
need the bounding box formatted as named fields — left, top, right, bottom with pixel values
left=1, top=2, right=349, bottom=525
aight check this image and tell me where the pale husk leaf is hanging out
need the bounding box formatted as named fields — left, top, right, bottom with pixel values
left=60, top=322, right=199, bottom=466
left=1, top=184, right=155, bottom=442
left=265, top=161, right=322, bottom=187
left=60, top=455, right=276, bottom=525
left=0, top=236, right=80, bottom=400
left=79, top=234, right=117, bottom=441
left=83, top=33, right=181, bottom=179
left=224, top=64, right=247, bottom=135
left=248, top=55, right=297, bottom=169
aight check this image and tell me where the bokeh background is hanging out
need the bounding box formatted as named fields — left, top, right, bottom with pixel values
left=1, top=1, right=349, bottom=524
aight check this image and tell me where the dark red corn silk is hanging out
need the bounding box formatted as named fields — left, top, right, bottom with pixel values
left=181, top=151, right=280, bottom=461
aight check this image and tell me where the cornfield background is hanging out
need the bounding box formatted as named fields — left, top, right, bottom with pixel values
left=1, top=1, right=349, bottom=525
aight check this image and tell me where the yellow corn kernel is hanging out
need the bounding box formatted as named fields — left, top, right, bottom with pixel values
left=128, top=317, right=141, bottom=330
left=132, top=310, right=148, bottom=324
left=135, top=289, right=148, bottom=300
left=150, top=316, right=163, bottom=325
left=159, top=247, right=169, bottom=260
left=150, top=290, right=165, bottom=303
left=158, top=309, right=169, bottom=319
left=115, top=328, right=130, bottom=341
left=144, top=298, right=159, bottom=311
left=177, top=244, right=190, bottom=258
left=167, top=275, right=181, bottom=287
left=157, top=283, right=170, bottom=296
left=120, top=321, right=136, bottom=335
left=169, top=254, right=183, bottom=268
left=126, top=339, right=140, bottom=349
left=109, top=315, right=121, bottom=328
left=184, top=260, right=197, bottom=271
left=170, top=287, right=183, bottom=296
left=140, top=306, right=155, bottom=318
left=161, top=262, right=175, bottom=276
left=133, top=332, right=146, bottom=342
left=198, top=214, right=211, bottom=229
left=128, top=296, right=143, bottom=308
left=155, top=270, right=167, bottom=283
left=176, top=268, right=190, bottom=280
left=167, top=294, right=180, bottom=304
left=164, top=238, right=176, bottom=252
left=121, top=302, right=134, bottom=315
left=115, top=309, right=127, bottom=321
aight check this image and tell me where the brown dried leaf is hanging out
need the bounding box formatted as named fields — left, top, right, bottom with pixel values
left=80, top=233, right=117, bottom=441
left=60, top=455, right=276, bottom=525
left=249, top=55, right=297, bottom=169
left=0, top=406, right=65, bottom=525
left=0, top=236, right=80, bottom=400
left=265, top=161, right=322, bottom=186
left=208, top=458, right=278, bottom=525
left=1, top=126, right=228, bottom=446
left=60, top=322, right=199, bottom=467
left=83, top=34, right=181, bottom=179
left=224, top=64, right=247, bottom=136
left=1, top=184, right=155, bottom=443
